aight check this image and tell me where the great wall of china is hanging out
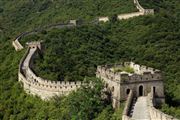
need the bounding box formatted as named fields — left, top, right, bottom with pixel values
left=12, top=0, right=154, bottom=51
left=96, top=62, right=165, bottom=107
left=13, top=0, right=179, bottom=119
left=18, top=42, right=83, bottom=99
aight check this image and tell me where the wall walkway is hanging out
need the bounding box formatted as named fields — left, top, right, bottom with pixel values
left=122, top=89, right=179, bottom=120
left=19, top=44, right=83, bottom=100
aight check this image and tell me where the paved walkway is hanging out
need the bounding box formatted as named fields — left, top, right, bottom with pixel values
left=132, top=96, right=150, bottom=120
left=23, top=48, right=36, bottom=68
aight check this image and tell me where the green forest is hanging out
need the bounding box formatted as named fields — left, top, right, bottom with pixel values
left=0, top=0, right=180, bottom=119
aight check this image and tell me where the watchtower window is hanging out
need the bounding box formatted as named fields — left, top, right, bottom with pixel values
left=139, top=85, right=143, bottom=96
left=153, top=87, right=156, bottom=94
left=126, top=89, right=130, bottom=95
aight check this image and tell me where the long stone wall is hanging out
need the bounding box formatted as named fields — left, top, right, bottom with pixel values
left=19, top=43, right=83, bottom=100
left=12, top=0, right=155, bottom=51
left=147, top=88, right=178, bottom=120
left=99, top=0, right=154, bottom=22
left=12, top=22, right=75, bottom=51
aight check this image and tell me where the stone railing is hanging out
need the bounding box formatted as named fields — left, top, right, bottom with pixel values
left=18, top=44, right=83, bottom=100
left=147, top=89, right=179, bottom=120
left=122, top=90, right=133, bottom=120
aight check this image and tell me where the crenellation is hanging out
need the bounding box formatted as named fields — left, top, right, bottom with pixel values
left=96, top=61, right=165, bottom=108
left=18, top=41, right=83, bottom=99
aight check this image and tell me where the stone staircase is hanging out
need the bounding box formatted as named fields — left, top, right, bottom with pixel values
left=129, top=98, right=137, bottom=117
left=131, top=96, right=150, bottom=120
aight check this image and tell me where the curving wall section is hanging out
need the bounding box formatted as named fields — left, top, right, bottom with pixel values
left=99, top=0, right=154, bottom=22
left=12, top=22, right=75, bottom=51
left=18, top=42, right=83, bottom=100
left=12, top=39, right=24, bottom=51
left=13, top=0, right=155, bottom=51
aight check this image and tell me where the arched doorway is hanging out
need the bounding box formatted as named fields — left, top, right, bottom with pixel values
left=126, top=89, right=130, bottom=95
left=153, top=86, right=156, bottom=96
left=139, top=85, right=143, bottom=96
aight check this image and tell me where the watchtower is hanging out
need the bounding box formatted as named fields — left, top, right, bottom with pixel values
left=96, top=62, right=165, bottom=108
left=26, top=41, right=43, bottom=50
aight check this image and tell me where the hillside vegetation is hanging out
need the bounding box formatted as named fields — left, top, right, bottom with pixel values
left=0, top=0, right=180, bottom=119
left=0, top=0, right=136, bottom=34
left=0, top=0, right=137, bottom=119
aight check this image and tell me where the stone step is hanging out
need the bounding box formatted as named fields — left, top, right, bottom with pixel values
left=131, top=96, right=150, bottom=120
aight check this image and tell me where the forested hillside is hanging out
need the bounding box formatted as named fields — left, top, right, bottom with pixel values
left=0, top=0, right=180, bottom=119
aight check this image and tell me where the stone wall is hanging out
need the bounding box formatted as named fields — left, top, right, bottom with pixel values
left=98, top=0, right=154, bottom=22
left=117, top=12, right=144, bottom=20
left=19, top=43, right=83, bottom=100
left=98, top=17, right=109, bottom=22
left=96, top=62, right=165, bottom=104
left=122, top=90, right=133, bottom=120
left=12, top=39, right=24, bottom=51
left=120, top=80, right=164, bottom=100
left=12, top=22, right=75, bottom=51
left=147, top=88, right=178, bottom=120
left=97, top=71, right=121, bottom=108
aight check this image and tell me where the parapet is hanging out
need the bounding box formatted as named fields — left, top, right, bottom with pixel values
left=144, top=9, right=154, bottom=15
left=96, top=62, right=162, bottom=83
left=19, top=43, right=83, bottom=100
left=147, top=89, right=177, bottom=120
left=12, top=39, right=24, bottom=51
left=98, top=17, right=109, bottom=22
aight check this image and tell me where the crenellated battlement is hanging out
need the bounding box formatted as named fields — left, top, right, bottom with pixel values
left=96, top=61, right=164, bottom=108
left=26, top=41, right=43, bottom=50
left=96, top=62, right=162, bottom=84
left=18, top=41, right=83, bottom=100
